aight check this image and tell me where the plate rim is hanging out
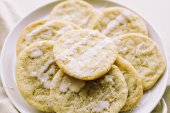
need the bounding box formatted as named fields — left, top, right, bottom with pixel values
left=0, top=0, right=169, bottom=113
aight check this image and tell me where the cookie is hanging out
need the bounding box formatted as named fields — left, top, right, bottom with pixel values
left=91, top=7, right=148, bottom=38
left=114, top=33, right=166, bottom=90
left=16, top=41, right=59, bottom=112
left=50, top=65, right=128, bottom=113
left=53, top=29, right=118, bottom=80
left=115, top=56, right=143, bottom=111
left=50, top=0, right=97, bottom=28
left=17, top=19, right=79, bottom=55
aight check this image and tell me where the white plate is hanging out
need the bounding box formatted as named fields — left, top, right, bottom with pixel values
left=0, top=0, right=169, bottom=113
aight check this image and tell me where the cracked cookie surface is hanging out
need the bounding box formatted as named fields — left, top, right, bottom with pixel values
left=50, top=65, right=128, bottom=113
left=114, top=33, right=166, bottom=90
left=92, top=7, right=148, bottom=38
left=115, top=56, right=143, bottom=111
left=53, top=29, right=118, bottom=80
left=17, top=19, right=79, bottom=55
left=16, top=41, right=59, bottom=112
left=50, top=0, right=97, bottom=28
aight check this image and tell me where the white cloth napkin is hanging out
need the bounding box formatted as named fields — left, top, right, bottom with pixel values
left=0, top=0, right=20, bottom=113
left=0, top=0, right=168, bottom=113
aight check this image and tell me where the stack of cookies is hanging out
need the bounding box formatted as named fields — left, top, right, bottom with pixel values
left=16, top=0, right=166, bottom=113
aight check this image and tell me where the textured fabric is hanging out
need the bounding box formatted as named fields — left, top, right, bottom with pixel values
left=0, top=0, right=20, bottom=113
left=0, top=82, right=18, bottom=113
left=0, top=0, right=168, bottom=113
left=0, top=0, right=20, bottom=52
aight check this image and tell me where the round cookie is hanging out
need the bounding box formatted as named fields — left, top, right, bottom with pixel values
left=17, top=19, right=79, bottom=55
left=115, top=56, right=143, bottom=111
left=114, top=33, right=166, bottom=90
left=50, top=0, right=97, bottom=28
left=53, top=29, right=118, bottom=80
left=16, top=41, right=59, bottom=112
left=91, top=7, right=148, bottom=38
left=50, top=65, right=128, bottom=113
